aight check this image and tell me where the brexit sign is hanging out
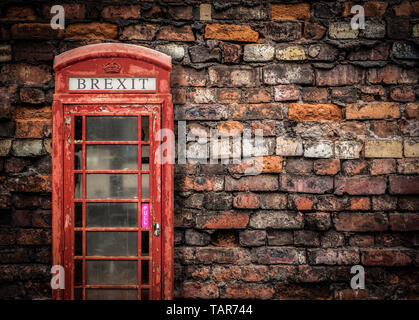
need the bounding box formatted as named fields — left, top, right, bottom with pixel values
left=69, top=77, right=156, bottom=91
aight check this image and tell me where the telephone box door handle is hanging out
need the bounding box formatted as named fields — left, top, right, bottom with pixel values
left=153, top=222, right=161, bottom=237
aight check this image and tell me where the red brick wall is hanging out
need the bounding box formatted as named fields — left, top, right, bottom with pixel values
left=0, top=0, right=418, bottom=299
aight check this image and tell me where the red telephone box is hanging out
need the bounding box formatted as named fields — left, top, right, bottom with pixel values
left=52, top=43, right=174, bottom=300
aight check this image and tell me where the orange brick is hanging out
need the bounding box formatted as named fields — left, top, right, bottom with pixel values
left=289, top=103, right=343, bottom=121
left=349, top=197, right=371, bottom=211
left=217, top=121, right=244, bottom=136
left=346, top=102, right=400, bottom=119
left=65, top=23, right=118, bottom=39
left=205, top=24, right=258, bottom=42
left=272, top=3, right=311, bottom=20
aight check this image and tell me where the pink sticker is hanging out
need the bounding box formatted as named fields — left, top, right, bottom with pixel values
left=142, top=203, right=150, bottom=228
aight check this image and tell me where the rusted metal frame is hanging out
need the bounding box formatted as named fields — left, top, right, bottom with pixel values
left=137, top=115, right=142, bottom=300
left=152, top=108, right=162, bottom=300
left=162, top=97, right=174, bottom=300
left=52, top=100, right=64, bottom=300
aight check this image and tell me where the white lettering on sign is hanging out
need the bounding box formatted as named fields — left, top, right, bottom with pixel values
left=69, top=77, right=156, bottom=91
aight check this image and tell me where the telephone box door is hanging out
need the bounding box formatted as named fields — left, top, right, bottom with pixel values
left=63, top=104, right=162, bottom=300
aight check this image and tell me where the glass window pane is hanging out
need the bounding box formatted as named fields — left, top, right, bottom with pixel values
left=87, top=145, right=138, bottom=170
left=74, top=116, right=82, bottom=142
left=74, top=145, right=82, bottom=170
left=141, top=145, right=149, bottom=170
left=141, top=260, right=149, bottom=285
left=86, top=174, right=138, bottom=199
left=86, top=117, right=137, bottom=141
left=86, top=203, right=137, bottom=228
left=75, top=202, right=82, bottom=228
left=86, top=260, right=137, bottom=285
left=74, top=260, right=82, bottom=286
left=86, top=232, right=137, bottom=256
left=75, top=231, right=82, bottom=256
left=141, top=289, right=149, bottom=300
left=86, top=289, right=137, bottom=300
left=141, top=174, right=149, bottom=199
left=141, top=231, right=149, bottom=257
left=141, top=116, right=149, bottom=141
left=74, top=174, right=82, bottom=199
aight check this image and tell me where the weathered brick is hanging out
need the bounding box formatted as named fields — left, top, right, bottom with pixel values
left=189, top=45, right=220, bottom=63
left=334, top=212, right=388, bottom=232
left=168, top=6, right=193, bottom=20
left=177, top=176, right=221, bottom=192
left=314, top=159, right=340, bottom=175
left=252, top=247, right=306, bottom=264
left=231, top=103, right=283, bottom=120
left=404, top=138, right=419, bottom=157
left=263, top=64, right=313, bottom=85
left=280, top=174, right=333, bottom=193
left=243, top=44, right=274, bottom=62
left=42, top=4, right=86, bottom=19
left=271, top=3, right=311, bottom=21
left=225, top=175, right=278, bottom=192
left=0, top=64, right=51, bottom=85
left=276, top=45, right=306, bottom=60
left=15, top=120, right=50, bottom=139
left=316, top=65, right=364, bottom=86
left=222, top=43, right=241, bottom=63
left=241, top=265, right=269, bottom=282
left=406, top=103, right=419, bottom=119
left=249, top=211, right=303, bottom=229
left=329, top=22, right=359, bottom=39
left=157, top=25, right=194, bottom=42
left=397, top=159, right=419, bottom=174
left=0, top=139, right=12, bottom=156
left=387, top=18, right=410, bottom=39
left=372, top=195, right=397, bottom=211
left=294, top=230, right=320, bottom=247
left=212, top=265, right=240, bottom=282
left=361, top=249, right=412, bottom=266
left=289, top=103, right=342, bottom=121
left=370, top=120, right=399, bottom=138
left=335, top=176, right=386, bottom=195
left=171, top=65, right=206, bottom=87
left=213, top=6, right=267, bottom=20
left=259, top=194, right=287, bottom=210
left=308, top=249, right=359, bottom=265
left=265, top=21, right=302, bottom=41
left=389, top=176, right=419, bottom=194
left=301, top=87, right=328, bottom=103
left=120, top=24, right=157, bottom=41
left=390, top=213, right=419, bottom=231
left=11, top=23, right=63, bottom=40
left=346, top=102, right=400, bottom=119
left=304, top=141, right=334, bottom=158
left=348, top=43, right=389, bottom=61
left=102, top=5, right=140, bottom=19
left=343, top=1, right=388, bottom=17
left=239, top=230, right=266, bottom=247
left=65, top=23, right=118, bottom=40
left=233, top=193, right=259, bottom=209
left=274, top=85, right=299, bottom=101
left=334, top=141, right=362, bottom=160
left=208, top=66, right=256, bottom=87
left=390, top=86, right=416, bottom=102
left=365, top=140, right=403, bottom=158
left=181, top=282, right=218, bottom=299
left=156, top=44, right=185, bottom=62
left=304, top=22, right=326, bottom=40
left=205, top=24, right=258, bottom=42
left=286, top=158, right=312, bottom=174
left=370, top=159, right=396, bottom=175
left=368, top=65, right=418, bottom=84
left=195, top=247, right=251, bottom=265
left=222, top=284, right=274, bottom=299
left=276, top=137, right=303, bottom=156
left=196, top=212, right=248, bottom=229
